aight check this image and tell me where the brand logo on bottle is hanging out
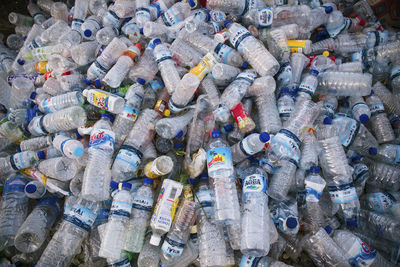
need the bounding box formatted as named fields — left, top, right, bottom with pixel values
left=244, top=178, right=262, bottom=190
left=90, top=131, right=105, bottom=143
left=207, top=154, right=225, bottom=167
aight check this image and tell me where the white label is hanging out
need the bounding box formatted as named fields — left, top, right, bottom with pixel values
left=89, top=129, right=115, bottom=152
left=110, top=200, right=132, bottom=219
left=257, top=8, right=273, bottom=27
left=28, top=116, right=47, bottom=136
left=161, top=9, right=180, bottom=26
left=339, top=118, right=359, bottom=147
left=278, top=104, right=294, bottom=118
left=305, top=179, right=326, bottom=202
left=347, top=239, right=377, bottom=267
left=369, top=103, right=385, bottom=117
left=298, top=81, right=317, bottom=96
left=115, top=148, right=141, bottom=170
left=195, top=190, right=212, bottom=208
left=229, top=24, right=251, bottom=50
left=11, top=152, right=31, bottom=170
left=64, top=204, right=97, bottom=232
left=366, top=193, right=395, bottom=213
left=121, top=105, right=139, bottom=121
left=352, top=103, right=369, bottom=117
left=133, top=194, right=153, bottom=211
left=240, top=137, right=256, bottom=155
left=161, top=237, right=185, bottom=257
left=242, top=174, right=267, bottom=195
left=236, top=71, right=257, bottom=83
left=154, top=48, right=172, bottom=64
left=328, top=182, right=358, bottom=204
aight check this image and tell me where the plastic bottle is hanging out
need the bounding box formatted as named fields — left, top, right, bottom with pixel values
left=230, top=132, right=270, bottom=164
left=81, top=114, right=115, bottom=201
left=226, top=21, right=279, bottom=76
left=156, top=2, right=191, bottom=26
left=269, top=199, right=299, bottom=235
left=124, top=178, right=154, bottom=253
left=277, top=88, right=295, bottom=122
left=37, top=91, right=85, bottom=113
left=297, top=69, right=319, bottom=99
left=349, top=96, right=370, bottom=123
left=0, top=150, right=45, bottom=176
left=150, top=179, right=183, bottom=246
left=268, top=158, right=297, bottom=201
left=365, top=91, right=395, bottom=144
left=36, top=198, right=100, bottom=266
left=24, top=180, right=46, bottom=199
left=14, top=197, right=61, bottom=253
left=366, top=160, right=400, bottom=191
left=359, top=209, right=400, bottom=243
left=81, top=16, right=102, bottom=40
left=52, top=134, right=84, bottom=159
left=372, top=81, right=400, bottom=115
left=0, top=176, right=29, bottom=250
left=360, top=191, right=400, bottom=218
left=137, top=233, right=161, bottom=267
left=304, top=166, right=326, bottom=232
left=103, top=44, right=142, bottom=88
left=83, top=88, right=125, bottom=114
left=38, top=156, right=79, bottom=181
left=99, top=182, right=133, bottom=260
left=317, top=71, right=372, bottom=96
left=155, top=110, right=194, bottom=139
left=299, top=128, right=318, bottom=170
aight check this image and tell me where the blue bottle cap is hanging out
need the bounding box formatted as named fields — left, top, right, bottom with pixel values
left=110, top=181, right=119, bottom=189
left=351, top=155, right=362, bottom=163
left=17, top=146, right=21, bottom=152
left=370, top=90, right=374, bottom=96
left=122, top=182, right=132, bottom=190
left=153, top=38, right=162, bottom=46
left=323, top=117, right=332, bottom=125
left=95, top=79, right=102, bottom=88
left=346, top=220, right=357, bottom=227
left=224, top=20, right=232, bottom=28
left=139, top=28, right=144, bottom=35
left=125, top=17, right=132, bottom=22
left=37, top=150, right=46, bottom=160
left=224, top=124, right=233, bottom=132
left=188, top=178, right=196, bottom=184
left=199, top=173, right=208, bottom=179
left=174, top=143, right=184, bottom=150
left=187, top=0, right=196, bottom=8
left=259, top=132, right=270, bottom=143
left=211, top=130, right=221, bottom=138
left=310, top=166, right=320, bottom=174
left=324, top=6, right=333, bottom=14
left=175, top=130, right=184, bottom=139
left=17, top=58, right=25, bottom=65
left=280, top=88, right=290, bottom=94
left=25, top=183, right=37, bottom=194
left=368, top=147, right=378, bottom=155
left=286, top=217, right=298, bottom=229
left=310, top=69, right=319, bottom=76
left=101, top=113, right=114, bottom=122
left=75, top=130, right=83, bottom=139
left=30, top=91, right=37, bottom=100
left=84, top=29, right=92, bottom=37
left=84, top=78, right=92, bottom=85
left=137, top=77, right=146, bottom=85
left=241, top=61, right=249, bottom=69
left=73, top=146, right=84, bottom=157
left=359, top=114, right=370, bottom=124
left=324, top=225, right=333, bottom=234
left=144, top=177, right=154, bottom=185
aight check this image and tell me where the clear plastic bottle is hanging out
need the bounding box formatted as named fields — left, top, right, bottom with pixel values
left=83, top=88, right=125, bottom=114
left=372, top=81, right=400, bottom=115
left=268, top=158, right=297, bottom=201
left=297, top=69, right=319, bottom=99
left=277, top=88, right=295, bottom=121
left=52, top=134, right=84, bottom=159
left=359, top=209, right=400, bottom=243
left=14, top=197, right=61, bottom=253
left=360, top=191, right=400, bottom=219
left=160, top=199, right=197, bottom=264
left=103, top=44, right=142, bottom=88
left=299, top=128, right=318, bottom=170
left=211, top=63, right=241, bottom=86
left=0, top=150, right=44, bottom=176
left=37, top=91, right=85, bottom=113
left=71, top=40, right=99, bottom=66
left=27, top=106, right=87, bottom=136
left=230, top=132, right=270, bottom=164
left=99, top=182, right=133, bottom=260
left=317, top=71, right=372, bottom=96
left=24, top=180, right=46, bottom=199
left=169, top=38, right=203, bottom=69
left=304, top=166, right=326, bottom=232
left=36, top=198, right=100, bottom=267
left=0, top=176, right=29, bottom=250
left=129, top=43, right=158, bottom=82
left=124, top=178, right=154, bottom=253
left=81, top=15, right=102, bottom=40
left=155, top=110, right=194, bottom=139
left=240, top=166, right=270, bottom=257
left=156, top=2, right=191, bottom=26
left=349, top=96, right=370, bottom=123
left=38, top=156, right=79, bottom=181
left=365, top=91, right=395, bottom=144
left=226, top=22, right=279, bottom=76
left=366, top=160, right=400, bottom=191
left=81, top=114, right=115, bottom=201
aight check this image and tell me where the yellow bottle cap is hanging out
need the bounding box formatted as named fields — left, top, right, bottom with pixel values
left=323, top=51, right=330, bottom=57
left=164, top=109, right=171, bottom=117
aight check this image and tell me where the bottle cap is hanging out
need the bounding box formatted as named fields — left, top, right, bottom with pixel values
left=16, top=146, right=21, bottom=152
left=175, top=130, right=184, bottom=139
left=310, top=166, right=320, bottom=174
left=17, top=58, right=25, bottom=65
left=101, top=113, right=114, bottom=122
left=25, top=183, right=37, bottom=194
left=150, top=234, right=162, bottom=246
left=73, top=146, right=84, bottom=157
left=139, top=28, right=144, bottom=35
left=84, top=78, right=92, bottom=86
left=351, top=155, right=362, bottom=163
left=322, top=51, right=330, bottom=57
left=30, top=91, right=37, bottom=100
left=137, top=77, right=146, bottom=85
left=188, top=178, right=196, bottom=184
left=368, top=147, right=378, bottom=155
left=125, top=17, right=132, bottom=22
left=324, top=6, right=333, bottom=14
left=241, top=61, right=249, bottom=69
left=144, top=177, right=154, bottom=185
left=370, top=90, right=374, bottom=96
left=211, top=130, right=221, bottom=138
left=110, top=181, right=119, bottom=189
left=122, top=182, right=132, bottom=190
left=37, top=150, right=46, bottom=160
left=199, top=173, right=208, bottom=179
left=95, top=80, right=102, bottom=88
left=346, top=220, right=357, bottom=227
left=224, top=20, right=232, bottom=28
left=135, top=43, right=143, bottom=51
left=359, top=114, right=370, bottom=124
left=163, top=109, right=171, bottom=117
left=153, top=38, right=162, bottom=46
left=323, top=117, right=332, bottom=125
left=75, top=130, right=83, bottom=139
left=174, top=143, right=184, bottom=150
left=187, top=0, right=196, bottom=8
left=286, top=217, right=298, bottom=229
left=223, top=124, right=233, bottom=132
left=310, top=69, right=319, bottom=76
left=280, top=88, right=289, bottom=94
left=259, top=132, right=270, bottom=143
left=359, top=19, right=366, bottom=26
left=84, top=29, right=92, bottom=37
left=324, top=225, right=333, bottom=234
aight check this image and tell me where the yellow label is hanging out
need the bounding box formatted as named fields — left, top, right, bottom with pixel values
left=287, top=40, right=306, bottom=53
left=189, top=53, right=218, bottom=80
left=89, top=91, right=110, bottom=110
left=183, top=185, right=194, bottom=201
left=144, top=161, right=159, bottom=179
left=170, top=197, right=180, bottom=221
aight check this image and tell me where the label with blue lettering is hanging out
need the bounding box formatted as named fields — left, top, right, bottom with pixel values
left=4, top=176, right=28, bottom=194
left=161, top=237, right=185, bottom=257
left=347, top=240, right=377, bottom=267
left=229, top=24, right=251, bottom=51
left=89, top=129, right=115, bottom=152
left=328, top=182, right=357, bottom=204
left=369, top=103, right=385, bottom=117
left=154, top=48, right=172, bottom=64
left=63, top=204, right=97, bottom=232
left=110, top=200, right=132, bottom=219
left=132, top=194, right=153, bottom=211
left=305, top=179, right=325, bottom=202
left=206, top=147, right=233, bottom=174
left=242, top=174, right=267, bottom=196
left=116, top=145, right=143, bottom=170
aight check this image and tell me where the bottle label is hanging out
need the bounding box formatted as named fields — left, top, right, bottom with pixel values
left=231, top=103, right=255, bottom=132
left=149, top=78, right=164, bottom=92
left=276, top=62, right=292, bottom=87
left=115, top=145, right=143, bottom=170
left=229, top=25, right=252, bottom=50
left=240, top=255, right=262, bottom=267
left=366, top=192, right=396, bottom=213
left=352, top=103, right=369, bottom=118
left=3, top=176, right=28, bottom=194
left=271, top=129, right=301, bottom=164
left=133, top=194, right=153, bottom=211
left=368, top=30, right=388, bottom=48
left=10, top=152, right=34, bottom=170
left=86, top=90, right=116, bottom=111
left=89, top=61, right=108, bottom=79
left=195, top=190, right=212, bottom=208
left=64, top=204, right=97, bottom=232
left=298, top=80, right=317, bottom=97
left=352, top=163, right=369, bottom=185
left=189, top=53, right=218, bottom=80
left=108, top=257, right=131, bottom=267
left=149, top=2, right=163, bottom=18
left=206, top=147, right=233, bottom=174
left=324, top=101, right=337, bottom=117
left=161, top=236, right=185, bottom=257
left=369, top=103, right=385, bottom=117
left=161, top=8, right=180, bottom=26
left=305, top=179, right=325, bottom=202
left=154, top=48, right=172, bottom=64
left=327, top=20, right=347, bottom=38
left=110, top=200, right=132, bottom=219
left=328, top=182, right=358, bottom=204
left=390, top=65, right=400, bottom=80
left=103, top=10, right=121, bottom=29
left=256, top=8, right=273, bottom=27
left=236, top=71, right=257, bottom=83
left=240, top=136, right=257, bottom=156
left=136, top=8, right=151, bottom=20
left=122, top=21, right=140, bottom=37
left=154, top=99, right=167, bottom=113
left=121, top=105, right=139, bottom=122
left=210, top=10, right=226, bottom=22
left=40, top=97, right=55, bottom=113
left=242, top=174, right=267, bottom=196
left=278, top=104, right=294, bottom=118
left=287, top=40, right=307, bottom=53
left=27, top=38, right=45, bottom=50
left=89, top=129, right=115, bottom=152
left=94, top=207, right=110, bottom=226
left=339, top=118, right=360, bottom=148
left=213, top=43, right=233, bottom=64
left=347, top=240, right=377, bottom=267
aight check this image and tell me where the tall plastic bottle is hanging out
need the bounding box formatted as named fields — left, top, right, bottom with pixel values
left=304, top=167, right=326, bottom=232
left=317, top=71, right=372, bottom=97
left=99, top=182, right=133, bottom=260
left=83, top=88, right=125, bottom=114
left=52, top=134, right=84, bottom=159
left=81, top=114, right=115, bottom=202
left=230, top=132, right=270, bottom=163
left=155, top=110, right=194, bottom=139
left=14, top=197, right=61, bottom=253
left=277, top=88, right=295, bottom=122
left=0, top=150, right=45, bottom=176
left=124, top=178, right=154, bottom=253
left=349, top=96, right=370, bottom=124
left=37, top=91, right=85, bottom=113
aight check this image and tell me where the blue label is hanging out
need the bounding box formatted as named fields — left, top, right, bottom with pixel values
left=63, top=204, right=97, bottom=232
left=206, top=147, right=233, bottom=174
left=4, top=176, right=28, bottom=194
left=348, top=241, right=377, bottom=267
left=328, top=182, right=358, bottom=204
left=94, top=207, right=110, bottom=226
left=242, top=174, right=267, bottom=198
left=37, top=197, right=62, bottom=216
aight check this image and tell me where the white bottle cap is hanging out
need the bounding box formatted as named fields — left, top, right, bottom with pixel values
left=150, top=234, right=161, bottom=246
left=82, top=89, right=88, bottom=97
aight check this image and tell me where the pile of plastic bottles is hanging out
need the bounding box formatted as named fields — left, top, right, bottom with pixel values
left=0, top=0, right=400, bottom=266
